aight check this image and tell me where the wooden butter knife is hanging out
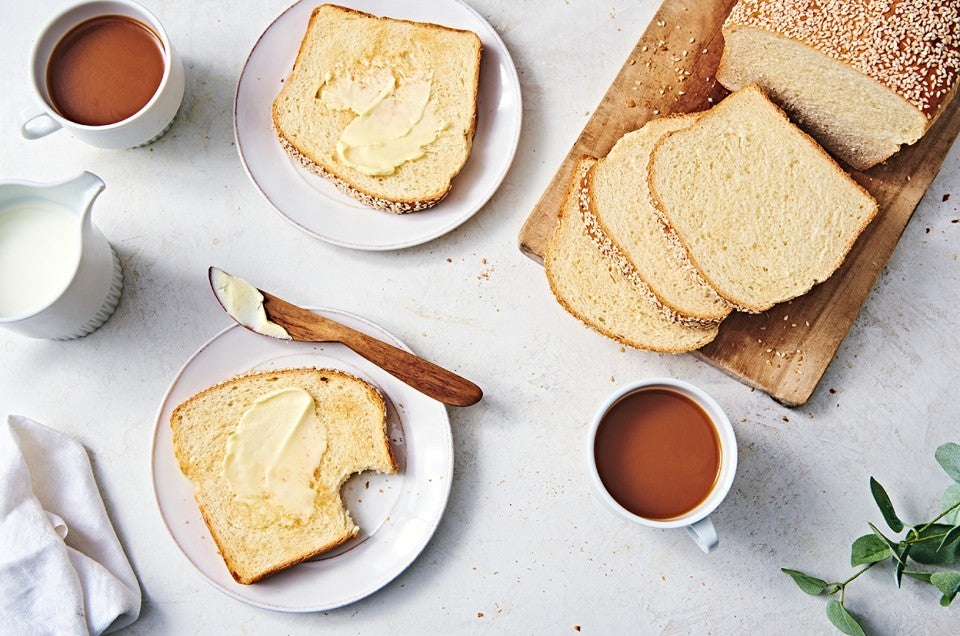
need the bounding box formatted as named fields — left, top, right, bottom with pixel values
left=209, top=267, right=482, bottom=407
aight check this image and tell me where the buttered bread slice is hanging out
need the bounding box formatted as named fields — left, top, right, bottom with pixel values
left=170, top=368, right=397, bottom=584
left=546, top=158, right=718, bottom=353
left=272, top=4, right=482, bottom=213
left=647, top=85, right=878, bottom=314
left=582, top=114, right=731, bottom=326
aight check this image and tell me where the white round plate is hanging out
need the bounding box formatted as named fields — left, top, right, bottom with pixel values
left=151, top=308, right=453, bottom=611
left=234, top=0, right=522, bottom=250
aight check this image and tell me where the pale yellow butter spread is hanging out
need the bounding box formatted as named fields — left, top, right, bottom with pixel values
left=210, top=268, right=291, bottom=340
left=222, top=387, right=327, bottom=519
left=320, top=65, right=448, bottom=176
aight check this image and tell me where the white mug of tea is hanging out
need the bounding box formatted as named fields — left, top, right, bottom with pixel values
left=586, top=378, right=738, bottom=553
left=19, top=0, right=185, bottom=149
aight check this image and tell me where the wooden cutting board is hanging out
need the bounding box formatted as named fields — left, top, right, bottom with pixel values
left=518, top=0, right=960, bottom=406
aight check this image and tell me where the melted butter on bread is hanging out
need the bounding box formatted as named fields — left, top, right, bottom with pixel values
left=222, top=387, right=326, bottom=520
left=319, top=64, right=448, bottom=176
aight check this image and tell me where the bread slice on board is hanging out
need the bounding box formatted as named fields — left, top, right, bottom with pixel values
left=170, top=368, right=397, bottom=584
left=545, top=157, right=718, bottom=353
left=581, top=114, right=731, bottom=327
left=717, top=0, right=960, bottom=170
left=647, top=84, right=879, bottom=314
left=272, top=4, right=482, bottom=213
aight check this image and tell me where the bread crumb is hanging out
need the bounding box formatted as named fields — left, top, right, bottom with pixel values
left=943, top=193, right=951, bottom=202
left=477, top=612, right=484, bottom=618
left=446, top=258, right=452, bottom=263
left=630, top=58, right=637, bottom=65
left=625, top=99, right=636, bottom=108
left=574, top=627, right=582, bottom=632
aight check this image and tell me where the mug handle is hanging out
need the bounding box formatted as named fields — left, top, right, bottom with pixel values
left=19, top=103, right=62, bottom=140
left=685, top=516, right=719, bottom=553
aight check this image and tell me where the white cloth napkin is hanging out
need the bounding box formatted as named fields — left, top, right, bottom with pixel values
left=0, top=415, right=141, bottom=635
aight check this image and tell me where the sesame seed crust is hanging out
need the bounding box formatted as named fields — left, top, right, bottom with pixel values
left=725, top=0, right=960, bottom=119
left=275, top=129, right=445, bottom=214
left=578, top=163, right=726, bottom=328
left=545, top=159, right=718, bottom=353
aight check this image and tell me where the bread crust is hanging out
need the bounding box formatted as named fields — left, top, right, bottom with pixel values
left=578, top=115, right=730, bottom=327
left=170, top=367, right=397, bottom=584
left=271, top=4, right=482, bottom=214
left=545, top=158, right=717, bottom=353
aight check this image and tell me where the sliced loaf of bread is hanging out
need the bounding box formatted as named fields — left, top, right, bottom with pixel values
left=546, top=157, right=718, bottom=353
left=647, top=85, right=878, bottom=314
left=717, top=0, right=960, bottom=170
left=170, top=367, right=397, bottom=584
left=581, top=114, right=731, bottom=327
left=272, top=4, right=482, bottom=213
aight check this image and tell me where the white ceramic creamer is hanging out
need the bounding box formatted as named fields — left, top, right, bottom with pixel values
left=0, top=172, right=122, bottom=339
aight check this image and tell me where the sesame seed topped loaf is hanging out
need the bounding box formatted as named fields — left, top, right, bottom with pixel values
left=545, top=158, right=719, bottom=353
left=272, top=4, right=482, bottom=213
left=580, top=114, right=731, bottom=327
left=647, top=85, right=879, bottom=314
left=717, top=0, right=960, bottom=170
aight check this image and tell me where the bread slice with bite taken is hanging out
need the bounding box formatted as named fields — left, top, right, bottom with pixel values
left=170, top=367, right=397, bottom=584
left=272, top=4, right=482, bottom=213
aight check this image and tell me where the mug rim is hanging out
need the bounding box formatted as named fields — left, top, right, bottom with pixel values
left=586, top=378, right=738, bottom=529
left=28, top=0, right=174, bottom=131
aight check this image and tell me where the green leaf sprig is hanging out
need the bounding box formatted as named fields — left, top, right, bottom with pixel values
left=782, top=442, right=960, bottom=635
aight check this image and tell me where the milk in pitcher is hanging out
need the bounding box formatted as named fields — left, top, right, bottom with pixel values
left=0, top=201, right=81, bottom=317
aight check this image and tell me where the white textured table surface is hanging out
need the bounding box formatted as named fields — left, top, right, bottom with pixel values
left=2, top=1, right=959, bottom=633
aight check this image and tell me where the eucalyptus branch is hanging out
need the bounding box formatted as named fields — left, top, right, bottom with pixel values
left=840, top=562, right=880, bottom=587
left=782, top=442, right=960, bottom=635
